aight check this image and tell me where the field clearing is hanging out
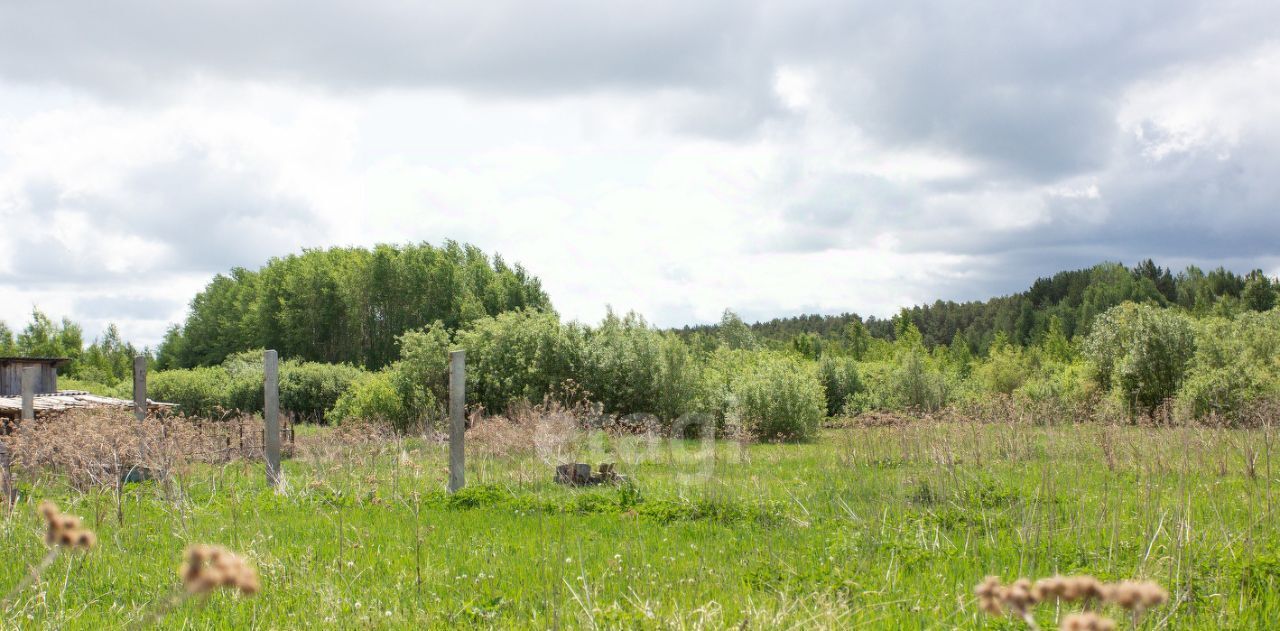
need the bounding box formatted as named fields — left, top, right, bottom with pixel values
left=2, top=420, right=1278, bottom=629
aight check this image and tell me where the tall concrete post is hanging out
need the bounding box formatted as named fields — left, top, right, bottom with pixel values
left=448, top=350, right=466, bottom=493
left=133, top=355, right=149, bottom=463
left=264, top=350, right=283, bottom=488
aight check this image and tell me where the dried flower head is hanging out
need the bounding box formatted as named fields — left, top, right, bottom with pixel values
left=1002, top=578, right=1037, bottom=612
left=180, top=545, right=259, bottom=596
left=1106, top=580, right=1168, bottom=610
left=38, top=501, right=96, bottom=551
left=1061, top=611, right=1118, bottom=631
left=974, top=575, right=1004, bottom=615
left=976, top=574, right=1168, bottom=628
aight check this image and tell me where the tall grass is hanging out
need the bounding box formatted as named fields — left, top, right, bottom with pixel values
left=1, top=408, right=1277, bottom=628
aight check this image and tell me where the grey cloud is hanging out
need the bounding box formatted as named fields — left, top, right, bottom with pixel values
left=772, top=0, right=1280, bottom=181
left=755, top=174, right=919, bottom=253
left=752, top=112, right=1280, bottom=307
left=0, top=1, right=764, bottom=98
left=6, top=1, right=1276, bottom=160
left=935, top=133, right=1280, bottom=262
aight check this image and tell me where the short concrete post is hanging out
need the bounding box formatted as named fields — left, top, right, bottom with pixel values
left=20, top=366, right=36, bottom=422
left=0, top=442, right=14, bottom=510
left=263, top=350, right=283, bottom=488
left=448, top=350, right=465, bottom=493
left=133, top=355, right=148, bottom=463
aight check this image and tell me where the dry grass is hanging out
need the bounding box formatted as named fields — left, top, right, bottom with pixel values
left=468, top=398, right=589, bottom=462
left=2, top=409, right=281, bottom=490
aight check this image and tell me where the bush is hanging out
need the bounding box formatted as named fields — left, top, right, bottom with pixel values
left=893, top=349, right=949, bottom=411
left=581, top=312, right=703, bottom=420
left=1176, top=309, right=1280, bottom=420
left=696, top=348, right=756, bottom=426
left=731, top=353, right=824, bottom=441
left=148, top=367, right=230, bottom=417
left=454, top=310, right=585, bottom=413
left=974, top=343, right=1031, bottom=395
left=818, top=355, right=861, bottom=416
left=58, top=378, right=128, bottom=398
left=1084, top=303, right=1195, bottom=414
left=328, top=369, right=414, bottom=429
left=397, top=323, right=453, bottom=411
left=326, top=359, right=440, bottom=432
left=281, top=361, right=367, bottom=423
left=844, top=361, right=902, bottom=413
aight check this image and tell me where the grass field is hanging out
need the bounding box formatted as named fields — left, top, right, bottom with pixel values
left=2, top=420, right=1278, bottom=629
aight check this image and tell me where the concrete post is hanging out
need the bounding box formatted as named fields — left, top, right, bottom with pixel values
left=20, top=366, right=36, bottom=422
left=264, top=350, right=282, bottom=488
left=448, top=350, right=465, bottom=493
left=133, top=355, right=149, bottom=464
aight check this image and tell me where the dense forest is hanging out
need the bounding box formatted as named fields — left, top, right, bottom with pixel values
left=3, top=248, right=1278, bottom=436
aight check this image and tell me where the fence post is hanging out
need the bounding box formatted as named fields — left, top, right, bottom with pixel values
left=263, top=350, right=283, bottom=488
left=20, top=366, right=36, bottom=422
left=133, top=355, right=148, bottom=463
left=448, top=350, right=465, bottom=493
left=0, top=442, right=14, bottom=511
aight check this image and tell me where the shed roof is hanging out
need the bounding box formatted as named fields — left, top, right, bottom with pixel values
left=0, top=357, right=72, bottom=367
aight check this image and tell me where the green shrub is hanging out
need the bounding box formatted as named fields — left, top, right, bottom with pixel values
left=58, top=378, right=128, bottom=398
left=817, top=355, right=861, bottom=416
left=397, top=323, right=453, bottom=411
left=148, top=367, right=230, bottom=417
left=328, top=369, right=413, bottom=429
left=454, top=309, right=585, bottom=413
left=581, top=312, right=702, bottom=419
left=893, top=349, right=949, bottom=411
left=1176, top=309, right=1280, bottom=420
left=974, top=343, right=1030, bottom=395
left=1084, top=303, right=1195, bottom=414
left=731, top=353, right=824, bottom=441
left=845, top=361, right=897, bottom=412
left=326, top=359, right=439, bottom=432
left=281, top=361, right=367, bottom=423
left=696, top=348, right=756, bottom=425
left=1014, top=360, right=1097, bottom=407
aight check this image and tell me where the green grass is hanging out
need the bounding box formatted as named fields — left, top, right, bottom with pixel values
left=2, top=422, right=1278, bottom=629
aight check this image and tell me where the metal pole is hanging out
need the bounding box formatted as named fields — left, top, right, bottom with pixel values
left=448, top=350, right=465, bottom=493
left=264, top=350, right=282, bottom=488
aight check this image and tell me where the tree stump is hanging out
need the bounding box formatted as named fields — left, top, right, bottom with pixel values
left=555, top=462, right=622, bottom=486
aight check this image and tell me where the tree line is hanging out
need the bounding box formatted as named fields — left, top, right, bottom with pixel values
left=154, top=241, right=551, bottom=370
left=3, top=247, right=1277, bottom=435
left=677, top=260, right=1279, bottom=358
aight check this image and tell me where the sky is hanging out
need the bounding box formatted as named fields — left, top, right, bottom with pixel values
left=2, top=1, right=1279, bottom=349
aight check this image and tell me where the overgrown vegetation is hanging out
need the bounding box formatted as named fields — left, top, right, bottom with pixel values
left=4, top=254, right=1279, bottom=438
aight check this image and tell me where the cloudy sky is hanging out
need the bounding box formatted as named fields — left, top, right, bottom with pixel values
left=2, top=1, right=1279, bottom=348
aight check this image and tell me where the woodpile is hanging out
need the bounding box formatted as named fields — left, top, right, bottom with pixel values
left=555, top=462, right=623, bottom=486
left=0, top=391, right=173, bottom=420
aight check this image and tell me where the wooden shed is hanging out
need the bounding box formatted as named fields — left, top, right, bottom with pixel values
left=0, top=357, right=70, bottom=396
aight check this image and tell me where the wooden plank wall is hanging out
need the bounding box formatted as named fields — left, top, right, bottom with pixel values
left=0, top=364, right=58, bottom=396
